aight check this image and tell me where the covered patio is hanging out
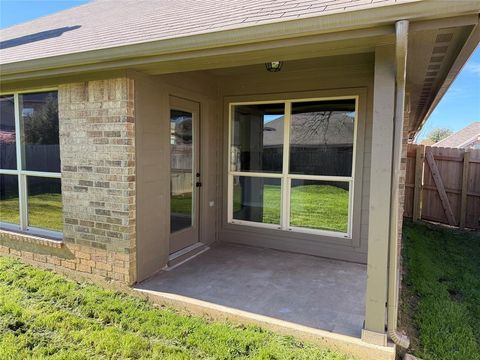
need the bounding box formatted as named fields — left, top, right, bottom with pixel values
left=136, top=243, right=367, bottom=338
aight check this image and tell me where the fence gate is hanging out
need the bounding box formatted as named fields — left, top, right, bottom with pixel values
left=404, top=144, right=480, bottom=230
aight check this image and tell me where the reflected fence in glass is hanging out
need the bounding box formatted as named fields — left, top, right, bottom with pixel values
left=289, top=99, right=355, bottom=177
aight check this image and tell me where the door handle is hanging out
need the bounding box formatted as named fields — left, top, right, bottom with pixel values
left=196, top=181, right=202, bottom=187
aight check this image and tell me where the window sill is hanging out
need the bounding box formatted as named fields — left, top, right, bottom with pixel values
left=0, top=228, right=63, bottom=249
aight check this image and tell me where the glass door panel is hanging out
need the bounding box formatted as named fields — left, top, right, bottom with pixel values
left=170, top=110, right=194, bottom=233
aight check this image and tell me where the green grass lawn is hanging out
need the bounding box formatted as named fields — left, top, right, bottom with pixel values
left=0, top=194, right=62, bottom=232
left=234, top=184, right=348, bottom=232
left=401, top=221, right=480, bottom=360
left=171, top=194, right=192, bottom=215
left=0, top=257, right=353, bottom=360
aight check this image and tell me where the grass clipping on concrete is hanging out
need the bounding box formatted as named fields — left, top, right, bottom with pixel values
left=401, top=221, right=480, bottom=360
left=0, top=257, right=354, bottom=360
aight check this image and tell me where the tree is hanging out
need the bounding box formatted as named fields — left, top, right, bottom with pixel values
left=426, top=127, right=453, bottom=143
left=23, top=94, right=59, bottom=145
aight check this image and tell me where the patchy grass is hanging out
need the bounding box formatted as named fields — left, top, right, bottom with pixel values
left=0, top=257, right=354, bottom=360
left=0, top=194, right=62, bottom=232
left=233, top=184, right=348, bottom=232
left=401, top=221, right=480, bottom=360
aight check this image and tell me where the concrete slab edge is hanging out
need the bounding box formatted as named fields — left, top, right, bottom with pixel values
left=134, top=288, right=396, bottom=360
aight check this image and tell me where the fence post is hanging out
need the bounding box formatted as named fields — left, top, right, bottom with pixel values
left=413, top=145, right=424, bottom=221
left=460, top=151, right=470, bottom=229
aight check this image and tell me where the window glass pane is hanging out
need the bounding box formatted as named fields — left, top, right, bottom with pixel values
left=231, top=103, right=284, bottom=173
left=290, top=179, right=349, bottom=233
left=290, top=99, right=355, bottom=176
left=27, top=176, right=62, bottom=232
left=233, top=176, right=281, bottom=225
left=21, top=92, right=60, bottom=172
left=0, top=95, right=17, bottom=169
left=0, top=175, right=19, bottom=225
left=170, top=110, right=194, bottom=233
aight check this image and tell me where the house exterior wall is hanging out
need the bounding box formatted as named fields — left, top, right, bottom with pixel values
left=0, top=78, right=137, bottom=284
left=2, top=54, right=381, bottom=281
left=216, top=53, right=374, bottom=263
left=134, top=71, right=219, bottom=282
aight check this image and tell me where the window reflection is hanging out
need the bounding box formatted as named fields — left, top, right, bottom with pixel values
left=170, top=110, right=193, bottom=233
left=0, top=175, right=19, bottom=225
left=290, top=179, right=349, bottom=233
left=231, top=103, right=284, bottom=173
left=290, top=100, right=355, bottom=176
left=0, top=95, right=16, bottom=170
left=27, top=176, right=62, bottom=232
left=233, top=176, right=281, bottom=225
left=21, top=92, right=60, bottom=172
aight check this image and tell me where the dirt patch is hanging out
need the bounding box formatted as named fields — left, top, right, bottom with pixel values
left=447, top=288, right=464, bottom=302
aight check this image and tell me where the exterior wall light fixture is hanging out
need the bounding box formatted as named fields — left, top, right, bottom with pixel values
left=265, top=61, right=283, bottom=72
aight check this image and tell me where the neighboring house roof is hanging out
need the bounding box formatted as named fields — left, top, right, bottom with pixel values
left=419, top=139, right=434, bottom=146
left=433, top=122, right=480, bottom=148
left=264, top=112, right=354, bottom=147
left=0, top=0, right=416, bottom=65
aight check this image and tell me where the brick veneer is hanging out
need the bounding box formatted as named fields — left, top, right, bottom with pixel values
left=0, top=78, right=137, bottom=285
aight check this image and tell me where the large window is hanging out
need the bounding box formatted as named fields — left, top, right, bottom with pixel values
left=228, top=97, right=357, bottom=238
left=0, top=91, right=62, bottom=238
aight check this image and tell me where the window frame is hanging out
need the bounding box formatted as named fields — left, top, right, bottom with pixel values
left=227, top=95, right=358, bottom=239
left=0, top=88, right=62, bottom=240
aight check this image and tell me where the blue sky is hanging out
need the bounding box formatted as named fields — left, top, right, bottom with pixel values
left=1, top=0, right=479, bottom=141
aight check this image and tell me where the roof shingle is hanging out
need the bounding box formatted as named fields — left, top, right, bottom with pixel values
left=433, top=122, right=480, bottom=148
left=0, top=0, right=416, bottom=65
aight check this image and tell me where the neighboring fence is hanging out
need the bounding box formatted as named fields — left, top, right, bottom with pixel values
left=1, top=143, right=60, bottom=172
left=404, top=144, right=480, bottom=230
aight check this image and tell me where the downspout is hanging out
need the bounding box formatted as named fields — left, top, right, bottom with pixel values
left=387, top=19, right=410, bottom=349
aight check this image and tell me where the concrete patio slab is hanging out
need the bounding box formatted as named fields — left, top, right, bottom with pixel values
left=136, top=242, right=367, bottom=337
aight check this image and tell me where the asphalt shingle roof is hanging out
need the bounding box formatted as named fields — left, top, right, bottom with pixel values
left=0, top=0, right=415, bottom=65
left=434, top=122, right=480, bottom=148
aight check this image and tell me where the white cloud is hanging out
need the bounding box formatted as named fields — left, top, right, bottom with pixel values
left=465, top=62, right=480, bottom=76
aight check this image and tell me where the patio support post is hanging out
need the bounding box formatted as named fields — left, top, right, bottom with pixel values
left=362, top=44, right=395, bottom=346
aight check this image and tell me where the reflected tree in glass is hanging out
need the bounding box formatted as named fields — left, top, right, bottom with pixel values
left=22, top=92, right=60, bottom=172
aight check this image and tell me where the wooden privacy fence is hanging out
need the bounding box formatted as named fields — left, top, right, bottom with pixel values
left=404, top=144, right=480, bottom=229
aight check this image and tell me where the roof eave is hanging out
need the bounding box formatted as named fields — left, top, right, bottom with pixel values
left=1, top=0, right=479, bottom=83
left=413, top=18, right=480, bottom=138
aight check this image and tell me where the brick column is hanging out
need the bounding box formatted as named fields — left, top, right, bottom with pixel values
left=58, top=78, right=136, bottom=284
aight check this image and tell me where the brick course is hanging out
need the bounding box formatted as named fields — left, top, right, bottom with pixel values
left=0, top=78, right=137, bottom=285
